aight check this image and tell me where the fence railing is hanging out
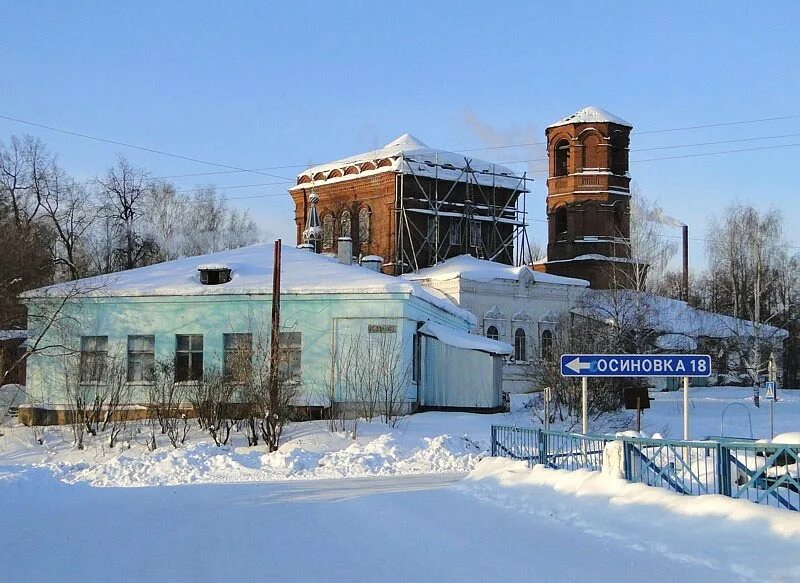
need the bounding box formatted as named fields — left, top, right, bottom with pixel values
left=490, top=425, right=612, bottom=471
left=491, top=425, right=800, bottom=512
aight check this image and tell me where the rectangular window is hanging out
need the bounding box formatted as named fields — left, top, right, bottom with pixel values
left=449, top=223, right=461, bottom=246
left=224, top=333, right=252, bottom=382
left=127, top=335, right=155, bottom=382
left=80, top=336, right=108, bottom=382
left=469, top=221, right=482, bottom=247
left=277, top=331, right=301, bottom=382
left=175, top=334, right=203, bottom=382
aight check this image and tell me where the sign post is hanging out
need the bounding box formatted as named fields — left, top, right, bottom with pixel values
left=561, top=354, right=712, bottom=437
left=767, top=354, right=778, bottom=440
left=581, top=377, right=588, bottom=435
left=683, top=376, right=690, bottom=440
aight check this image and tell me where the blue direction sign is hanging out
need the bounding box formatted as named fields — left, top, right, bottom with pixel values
left=765, top=381, right=777, bottom=400
left=560, top=354, right=712, bottom=378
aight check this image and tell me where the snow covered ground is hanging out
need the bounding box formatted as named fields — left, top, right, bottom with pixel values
left=0, top=387, right=798, bottom=582
left=643, top=386, right=800, bottom=440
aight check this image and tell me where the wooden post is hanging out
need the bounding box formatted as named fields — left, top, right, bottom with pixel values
left=636, top=396, right=641, bottom=432
left=268, top=240, right=282, bottom=405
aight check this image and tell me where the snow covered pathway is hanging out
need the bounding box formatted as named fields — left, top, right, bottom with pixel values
left=2, top=468, right=735, bottom=583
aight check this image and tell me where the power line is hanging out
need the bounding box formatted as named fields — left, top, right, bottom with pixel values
left=494, top=140, right=800, bottom=168
left=6, top=111, right=800, bottom=184
left=636, top=114, right=800, bottom=135
left=0, top=113, right=294, bottom=182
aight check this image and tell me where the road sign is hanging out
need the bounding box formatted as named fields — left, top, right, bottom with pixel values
left=560, top=354, right=712, bottom=378
left=765, top=381, right=777, bottom=401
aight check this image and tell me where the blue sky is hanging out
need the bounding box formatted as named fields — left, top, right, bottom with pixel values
left=3, top=1, right=799, bottom=267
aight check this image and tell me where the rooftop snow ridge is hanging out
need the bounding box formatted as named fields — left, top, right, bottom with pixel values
left=547, top=106, right=632, bottom=129
left=21, top=243, right=476, bottom=325
left=403, top=255, right=589, bottom=287
left=292, top=134, right=528, bottom=192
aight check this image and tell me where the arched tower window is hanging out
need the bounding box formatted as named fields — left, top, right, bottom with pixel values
left=610, top=132, right=628, bottom=175
left=614, top=205, right=626, bottom=237
left=340, top=210, right=352, bottom=240
left=486, top=325, right=499, bottom=341
left=555, top=207, right=567, bottom=236
left=322, top=215, right=334, bottom=249
left=581, top=134, right=602, bottom=170
left=514, top=328, right=527, bottom=362
left=358, top=207, right=370, bottom=246
left=554, top=139, right=570, bottom=177
left=541, top=329, right=553, bottom=360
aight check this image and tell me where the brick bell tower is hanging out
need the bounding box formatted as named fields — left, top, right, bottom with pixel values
left=538, top=106, right=635, bottom=289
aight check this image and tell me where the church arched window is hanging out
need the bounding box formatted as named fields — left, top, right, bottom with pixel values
left=340, top=210, right=352, bottom=240
left=555, top=207, right=567, bottom=236
left=614, top=205, right=625, bottom=237
left=541, top=329, right=553, bottom=360
left=322, top=215, right=334, bottom=249
left=358, top=207, right=370, bottom=245
left=610, top=132, right=628, bottom=176
left=514, top=328, right=527, bottom=362
left=581, top=134, right=602, bottom=169
left=554, top=140, right=570, bottom=177
left=486, top=325, right=499, bottom=341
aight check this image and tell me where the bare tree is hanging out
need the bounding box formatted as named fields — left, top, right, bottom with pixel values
left=525, top=313, right=625, bottom=428
left=40, top=170, right=95, bottom=280
left=0, top=135, right=54, bottom=227
left=147, top=360, right=189, bottom=449
left=607, top=188, right=680, bottom=292
left=187, top=367, right=236, bottom=447
left=706, top=203, right=787, bottom=384
left=96, top=156, right=159, bottom=271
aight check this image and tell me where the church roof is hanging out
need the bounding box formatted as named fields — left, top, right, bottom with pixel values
left=547, top=106, right=632, bottom=130
left=291, top=134, right=528, bottom=192
left=402, top=254, right=589, bottom=287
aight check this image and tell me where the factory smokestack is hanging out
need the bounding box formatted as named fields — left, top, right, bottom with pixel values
left=682, top=225, right=689, bottom=302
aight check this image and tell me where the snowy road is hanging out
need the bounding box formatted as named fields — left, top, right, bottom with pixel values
left=2, top=470, right=739, bottom=583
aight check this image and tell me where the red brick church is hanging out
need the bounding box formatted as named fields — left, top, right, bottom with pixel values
left=288, top=106, right=634, bottom=289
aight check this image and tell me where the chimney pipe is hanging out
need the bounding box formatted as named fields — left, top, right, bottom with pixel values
left=682, top=225, right=689, bottom=302
left=337, top=237, right=353, bottom=265
left=361, top=255, right=383, bottom=273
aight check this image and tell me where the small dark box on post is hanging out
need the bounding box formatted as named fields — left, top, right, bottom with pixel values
left=624, top=387, right=651, bottom=432
left=624, top=387, right=651, bottom=410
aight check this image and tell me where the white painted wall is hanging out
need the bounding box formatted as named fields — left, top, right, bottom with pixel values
left=413, top=275, right=587, bottom=394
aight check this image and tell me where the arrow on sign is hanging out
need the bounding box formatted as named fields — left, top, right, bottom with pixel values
left=565, top=357, right=592, bottom=374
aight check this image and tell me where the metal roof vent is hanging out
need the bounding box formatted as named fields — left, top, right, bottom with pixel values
left=197, top=263, right=232, bottom=285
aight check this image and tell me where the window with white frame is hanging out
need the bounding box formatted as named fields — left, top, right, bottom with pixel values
left=175, top=334, right=203, bottom=382
left=127, top=335, right=155, bottom=382
left=223, top=333, right=253, bottom=382
left=277, top=331, right=301, bottom=382
left=80, top=336, right=108, bottom=382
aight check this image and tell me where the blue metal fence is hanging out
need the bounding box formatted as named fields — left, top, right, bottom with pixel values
left=490, top=425, right=612, bottom=471
left=490, top=425, right=800, bottom=512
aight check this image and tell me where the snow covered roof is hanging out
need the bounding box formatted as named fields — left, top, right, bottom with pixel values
left=547, top=106, right=632, bottom=130
left=419, top=321, right=513, bottom=356
left=22, top=243, right=476, bottom=325
left=573, top=290, right=788, bottom=342
left=402, top=255, right=589, bottom=287
left=291, top=134, right=528, bottom=192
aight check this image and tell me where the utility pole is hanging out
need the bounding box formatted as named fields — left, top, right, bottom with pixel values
left=268, top=240, right=282, bottom=418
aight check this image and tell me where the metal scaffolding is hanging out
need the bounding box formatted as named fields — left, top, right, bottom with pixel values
left=394, top=153, right=531, bottom=274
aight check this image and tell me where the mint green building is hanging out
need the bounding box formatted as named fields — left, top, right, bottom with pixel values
left=22, top=243, right=511, bottom=413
